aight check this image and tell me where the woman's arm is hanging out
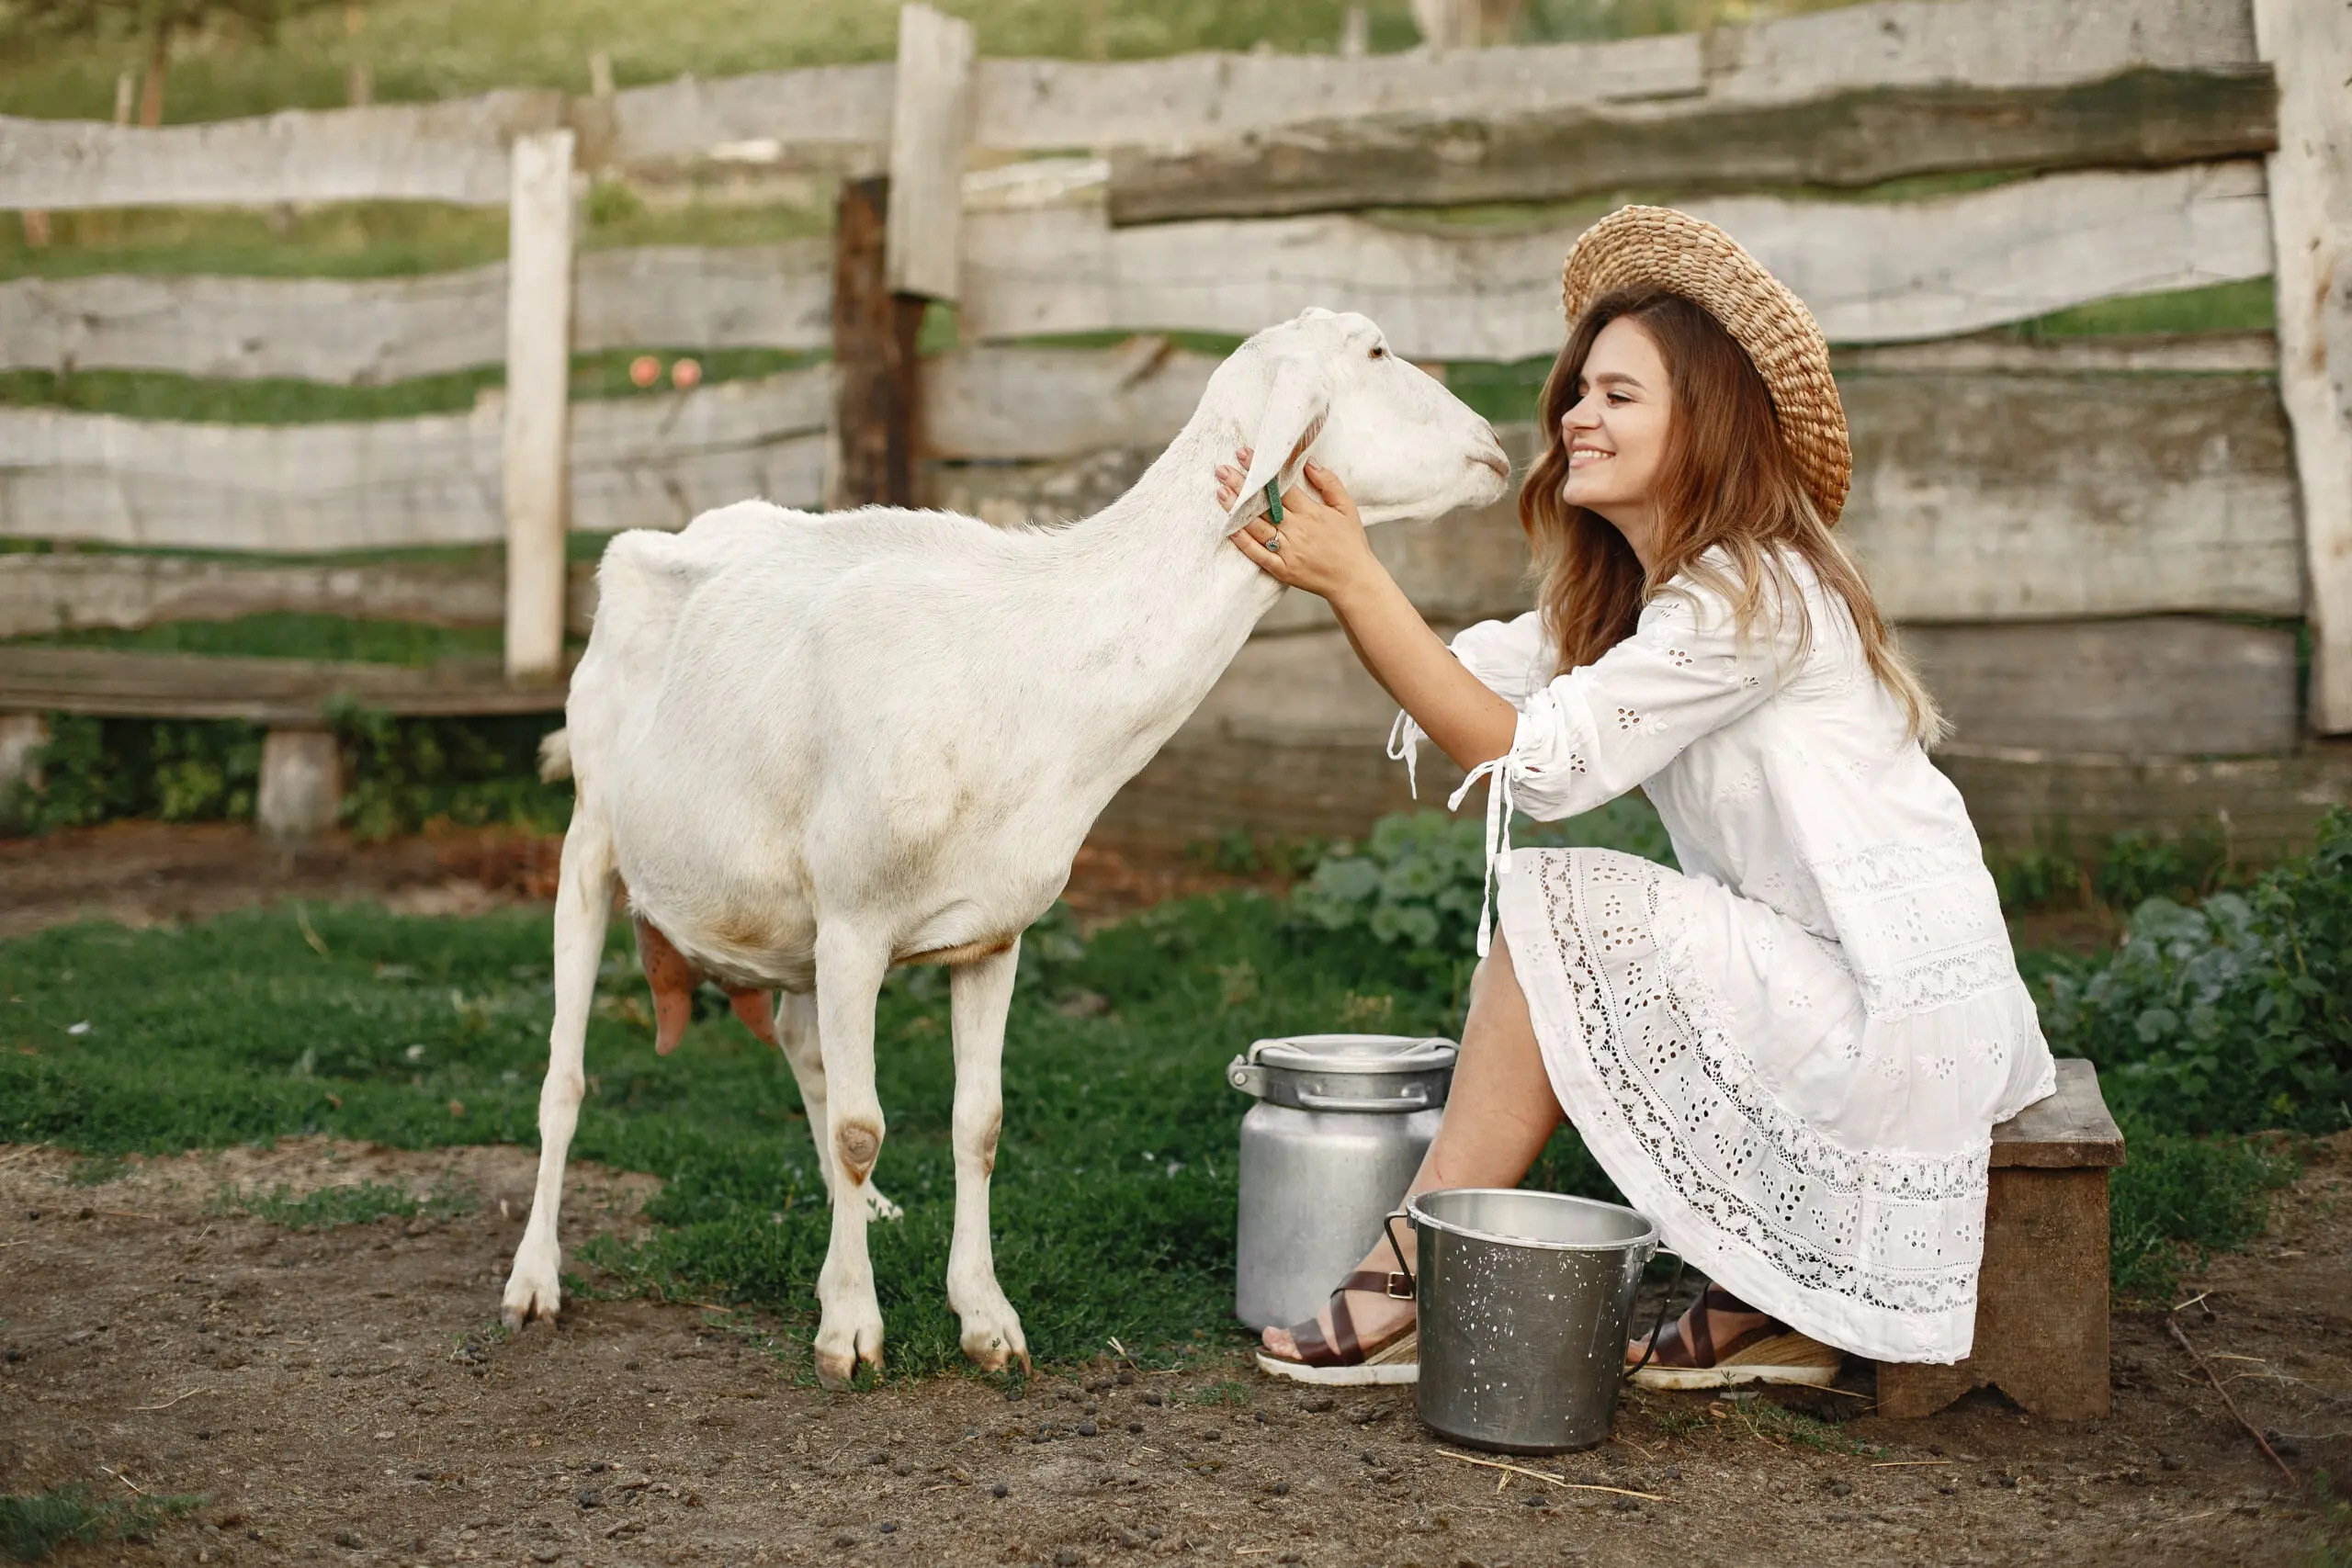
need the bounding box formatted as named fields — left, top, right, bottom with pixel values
left=1222, top=457, right=1516, bottom=770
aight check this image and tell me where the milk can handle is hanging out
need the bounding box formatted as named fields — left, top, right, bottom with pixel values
left=1296, top=1088, right=1431, bottom=1112
left=1624, top=1247, right=1687, bottom=1382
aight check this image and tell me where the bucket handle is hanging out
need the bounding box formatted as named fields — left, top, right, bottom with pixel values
left=1624, top=1247, right=1687, bottom=1382
left=1376, top=1209, right=1419, bottom=1301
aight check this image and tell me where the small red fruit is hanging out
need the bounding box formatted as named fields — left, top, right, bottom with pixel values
left=628, top=355, right=661, bottom=388
left=670, top=356, right=703, bottom=390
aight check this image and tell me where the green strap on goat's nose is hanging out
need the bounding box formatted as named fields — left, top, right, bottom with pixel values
left=1263, top=477, right=1284, bottom=525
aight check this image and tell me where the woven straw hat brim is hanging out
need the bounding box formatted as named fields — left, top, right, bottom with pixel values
left=1559, top=206, right=1851, bottom=526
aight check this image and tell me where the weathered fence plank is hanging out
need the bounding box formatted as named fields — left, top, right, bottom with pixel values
left=502, top=130, right=575, bottom=682
left=1174, top=616, right=2301, bottom=769
left=930, top=347, right=2302, bottom=624
left=1837, top=367, right=2303, bottom=622
left=1107, top=69, right=2277, bottom=223
left=0, top=646, right=566, bottom=722
left=2256, top=0, right=2352, bottom=732
left=922, top=339, right=1219, bottom=463
left=1902, top=619, right=2303, bottom=755
left=0, top=0, right=2257, bottom=211
left=0, top=90, right=562, bottom=210
left=0, top=369, right=831, bottom=552
left=0, top=553, right=599, bottom=640
left=885, top=4, right=977, bottom=302
left=0, top=243, right=832, bottom=383
left=962, top=162, right=2275, bottom=357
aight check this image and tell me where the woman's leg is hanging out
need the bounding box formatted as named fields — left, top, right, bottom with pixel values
left=1261, top=921, right=1787, bottom=1364
left=1263, top=926, right=1561, bottom=1359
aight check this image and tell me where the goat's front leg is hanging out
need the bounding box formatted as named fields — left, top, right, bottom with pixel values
left=775, top=989, right=902, bottom=1223
left=810, top=928, right=892, bottom=1388
left=947, top=940, right=1029, bottom=1373
left=503, top=804, right=616, bottom=1328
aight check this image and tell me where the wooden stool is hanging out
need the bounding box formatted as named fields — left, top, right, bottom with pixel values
left=1874, top=1058, right=2126, bottom=1420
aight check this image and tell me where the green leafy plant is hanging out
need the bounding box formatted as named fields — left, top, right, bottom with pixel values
left=326, top=701, right=571, bottom=840
left=2039, top=809, right=2352, bottom=1135
left=1289, top=797, right=1677, bottom=998
left=0, top=714, right=261, bottom=833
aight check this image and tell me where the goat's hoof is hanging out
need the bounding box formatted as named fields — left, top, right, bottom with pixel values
left=813, top=1304, right=885, bottom=1389
left=501, top=1273, right=560, bottom=1330
left=958, top=1311, right=1029, bottom=1374
left=864, top=1186, right=904, bottom=1223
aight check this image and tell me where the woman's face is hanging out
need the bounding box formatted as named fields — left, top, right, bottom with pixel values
left=1558, top=315, right=1672, bottom=525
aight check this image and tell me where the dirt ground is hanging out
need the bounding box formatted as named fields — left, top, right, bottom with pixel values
left=4, top=824, right=2346, bottom=1566
left=0, top=822, right=1264, bottom=942
left=2, top=1134, right=2346, bottom=1568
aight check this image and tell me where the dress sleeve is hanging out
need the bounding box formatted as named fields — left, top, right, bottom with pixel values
left=1448, top=582, right=1786, bottom=954
left=1385, top=612, right=1551, bottom=798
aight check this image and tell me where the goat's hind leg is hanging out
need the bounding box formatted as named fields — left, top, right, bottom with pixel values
left=502, top=804, right=616, bottom=1328
left=775, top=989, right=903, bottom=1223
left=948, top=941, right=1029, bottom=1373
left=810, top=928, right=893, bottom=1388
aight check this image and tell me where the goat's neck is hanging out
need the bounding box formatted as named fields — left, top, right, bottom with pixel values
left=1073, top=418, right=1280, bottom=617
left=1049, top=417, right=1285, bottom=713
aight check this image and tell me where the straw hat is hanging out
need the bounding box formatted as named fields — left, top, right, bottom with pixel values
left=1559, top=205, right=1851, bottom=526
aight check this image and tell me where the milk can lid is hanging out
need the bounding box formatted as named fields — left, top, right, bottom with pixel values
left=1244, top=1032, right=1458, bottom=1075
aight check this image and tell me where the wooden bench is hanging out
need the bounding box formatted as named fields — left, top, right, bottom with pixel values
left=1875, top=1057, right=2126, bottom=1420
left=0, top=647, right=567, bottom=839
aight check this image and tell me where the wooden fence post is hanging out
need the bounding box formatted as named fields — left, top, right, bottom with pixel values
left=831, top=5, right=974, bottom=509
left=502, top=128, right=575, bottom=684
left=2256, top=0, right=2352, bottom=733
left=830, top=176, right=924, bottom=509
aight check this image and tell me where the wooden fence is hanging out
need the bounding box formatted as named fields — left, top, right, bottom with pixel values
left=2, top=0, right=2348, bottom=852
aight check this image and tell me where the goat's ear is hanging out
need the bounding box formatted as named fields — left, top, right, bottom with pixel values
left=1229, top=356, right=1332, bottom=525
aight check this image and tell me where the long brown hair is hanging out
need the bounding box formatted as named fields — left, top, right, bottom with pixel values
left=1519, top=287, right=1944, bottom=743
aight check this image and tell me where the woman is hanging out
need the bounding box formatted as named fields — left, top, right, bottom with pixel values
left=1222, top=207, right=2056, bottom=1386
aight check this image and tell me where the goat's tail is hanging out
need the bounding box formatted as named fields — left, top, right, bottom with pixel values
left=538, top=728, right=573, bottom=783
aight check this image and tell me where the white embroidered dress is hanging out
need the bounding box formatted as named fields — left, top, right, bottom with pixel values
left=1401, top=554, right=2054, bottom=1363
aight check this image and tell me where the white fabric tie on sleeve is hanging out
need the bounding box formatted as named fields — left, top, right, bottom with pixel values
left=1385, top=709, right=1423, bottom=800
left=1447, top=724, right=1522, bottom=959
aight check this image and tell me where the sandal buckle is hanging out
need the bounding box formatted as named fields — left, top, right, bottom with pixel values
left=1384, top=1270, right=1414, bottom=1301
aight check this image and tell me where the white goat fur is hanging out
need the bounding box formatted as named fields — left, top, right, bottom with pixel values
left=503, top=309, right=1510, bottom=1384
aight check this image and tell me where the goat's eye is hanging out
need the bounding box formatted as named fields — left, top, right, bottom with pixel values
left=1369, top=345, right=1387, bottom=359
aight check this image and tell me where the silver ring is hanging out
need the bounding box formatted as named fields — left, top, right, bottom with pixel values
left=1265, top=531, right=1283, bottom=553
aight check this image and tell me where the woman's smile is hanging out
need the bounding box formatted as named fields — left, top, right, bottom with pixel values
left=1567, top=444, right=1614, bottom=468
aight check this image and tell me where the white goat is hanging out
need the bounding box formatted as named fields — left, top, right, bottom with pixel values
left=503, top=308, right=1509, bottom=1385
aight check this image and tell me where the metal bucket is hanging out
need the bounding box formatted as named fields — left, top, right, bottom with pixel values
left=1405, top=1188, right=1658, bottom=1453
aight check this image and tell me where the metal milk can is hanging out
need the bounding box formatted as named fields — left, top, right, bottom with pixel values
left=1229, top=1032, right=1455, bottom=1331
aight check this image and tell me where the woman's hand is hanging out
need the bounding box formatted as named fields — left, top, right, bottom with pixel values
left=1216, top=448, right=1385, bottom=607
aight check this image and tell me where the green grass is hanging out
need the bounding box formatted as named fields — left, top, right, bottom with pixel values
left=0, top=1485, right=199, bottom=1563
left=9, top=613, right=503, bottom=665
left=2108, top=1127, right=2299, bottom=1305
left=0, top=346, right=818, bottom=425
left=0, top=877, right=2299, bottom=1371
left=0, top=196, right=831, bottom=285
left=0, top=893, right=1498, bottom=1377
left=218, top=1176, right=479, bottom=1229
left=0, top=3, right=1433, bottom=124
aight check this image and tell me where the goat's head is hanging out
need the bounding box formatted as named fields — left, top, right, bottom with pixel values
left=1215, top=308, right=1510, bottom=529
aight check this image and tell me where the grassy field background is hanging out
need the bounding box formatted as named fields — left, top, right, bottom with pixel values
left=0, top=1, right=1865, bottom=123
left=0, top=891, right=1483, bottom=1377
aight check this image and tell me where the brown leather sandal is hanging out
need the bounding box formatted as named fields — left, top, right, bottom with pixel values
left=1626, top=1282, right=1843, bottom=1390
left=1255, top=1223, right=1420, bottom=1386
